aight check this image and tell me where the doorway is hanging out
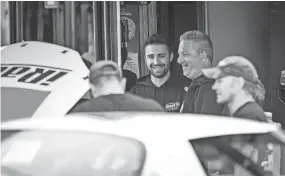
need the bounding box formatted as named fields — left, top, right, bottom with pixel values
left=158, top=1, right=198, bottom=81
left=270, top=2, right=285, bottom=128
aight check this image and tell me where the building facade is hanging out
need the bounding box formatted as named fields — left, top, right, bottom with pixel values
left=1, top=1, right=285, bottom=119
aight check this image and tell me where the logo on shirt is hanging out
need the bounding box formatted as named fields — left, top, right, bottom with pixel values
left=165, top=101, right=181, bottom=112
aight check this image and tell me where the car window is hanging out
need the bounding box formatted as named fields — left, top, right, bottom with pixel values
left=190, top=132, right=285, bottom=176
left=1, top=130, right=146, bottom=176
left=1, top=87, right=51, bottom=122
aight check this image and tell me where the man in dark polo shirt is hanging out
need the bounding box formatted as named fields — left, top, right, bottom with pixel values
left=71, top=60, right=164, bottom=112
left=129, top=34, right=189, bottom=112
left=177, top=30, right=224, bottom=115
left=202, top=56, right=268, bottom=122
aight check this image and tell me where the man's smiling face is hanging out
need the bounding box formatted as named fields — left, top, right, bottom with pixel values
left=177, top=40, right=204, bottom=80
left=145, top=44, right=172, bottom=78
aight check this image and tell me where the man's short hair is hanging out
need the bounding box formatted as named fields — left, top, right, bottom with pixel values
left=180, top=30, right=213, bottom=64
left=89, top=60, right=122, bottom=86
left=143, top=34, right=171, bottom=54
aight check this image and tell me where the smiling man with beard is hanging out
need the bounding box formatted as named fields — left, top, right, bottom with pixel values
left=129, top=34, right=188, bottom=112
left=178, top=30, right=224, bottom=115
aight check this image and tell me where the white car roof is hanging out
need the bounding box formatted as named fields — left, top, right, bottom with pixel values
left=1, top=41, right=90, bottom=120
left=1, top=112, right=279, bottom=140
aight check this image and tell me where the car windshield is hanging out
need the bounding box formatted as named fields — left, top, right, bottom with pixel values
left=190, top=131, right=285, bottom=176
left=1, top=130, right=146, bottom=176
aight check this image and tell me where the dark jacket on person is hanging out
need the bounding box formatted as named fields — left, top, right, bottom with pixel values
left=180, top=75, right=224, bottom=115
left=220, top=101, right=268, bottom=122
left=70, top=93, right=164, bottom=112
left=123, top=69, right=137, bottom=91
left=233, top=102, right=269, bottom=122
left=128, top=74, right=189, bottom=112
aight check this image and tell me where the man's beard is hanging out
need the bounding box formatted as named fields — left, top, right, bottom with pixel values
left=149, top=64, right=169, bottom=78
